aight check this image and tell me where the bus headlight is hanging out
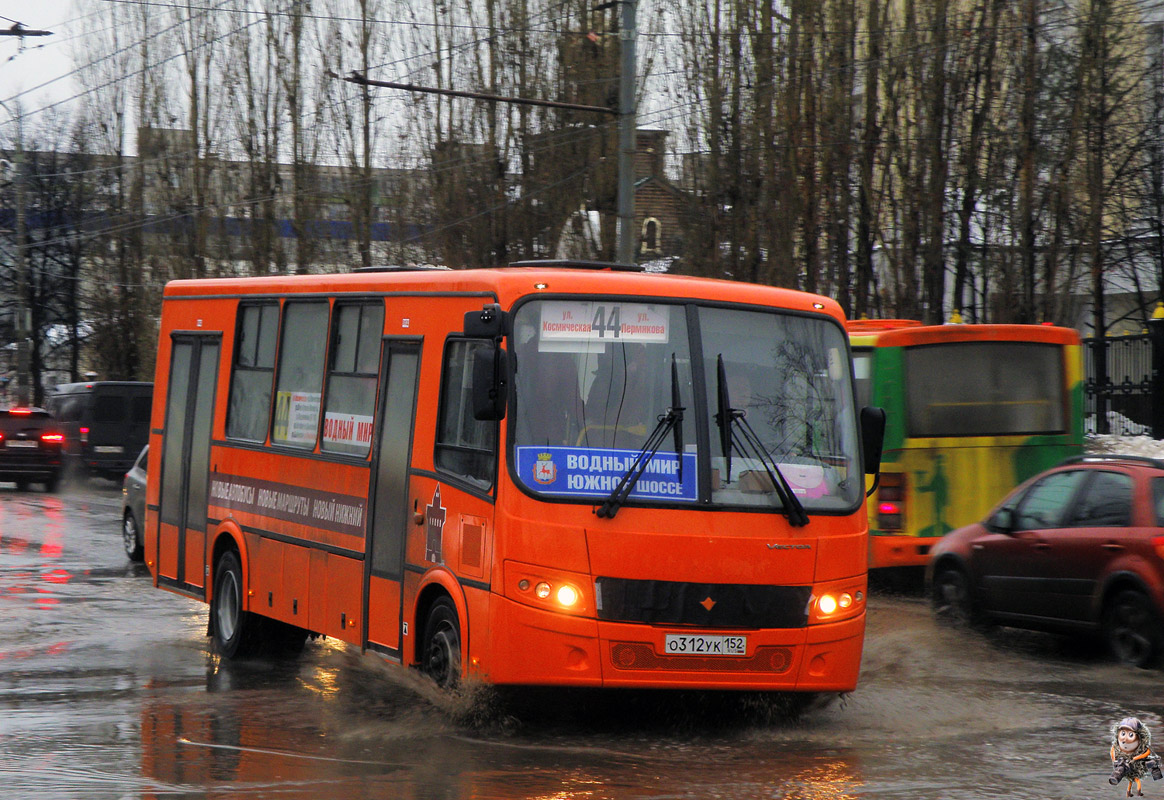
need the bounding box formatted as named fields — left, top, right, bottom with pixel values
left=809, top=581, right=866, bottom=624
left=506, top=560, right=591, bottom=615
left=556, top=585, right=579, bottom=607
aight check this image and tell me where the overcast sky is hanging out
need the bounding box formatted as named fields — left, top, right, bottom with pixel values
left=1, top=1, right=81, bottom=125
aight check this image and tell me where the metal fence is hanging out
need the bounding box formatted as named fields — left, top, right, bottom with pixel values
left=1084, top=331, right=1155, bottom=436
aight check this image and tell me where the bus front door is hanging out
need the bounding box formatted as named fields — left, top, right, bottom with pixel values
left=363, top=341, right=421, bottom=659
left=156, top=335, right=220, bottom=596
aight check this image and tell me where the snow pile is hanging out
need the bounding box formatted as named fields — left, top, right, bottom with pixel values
left=1084, top=411, right=1151, bottom=437
left=1086, top=434, right=1164, bottom=458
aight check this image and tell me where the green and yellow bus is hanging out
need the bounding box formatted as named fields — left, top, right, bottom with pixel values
left=847, top=320, right=1084, bottom=570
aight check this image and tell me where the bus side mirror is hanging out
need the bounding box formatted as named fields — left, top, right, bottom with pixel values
left=463, top=303, right=507, bottom=339
left=471, top=347, right=508, bottom=421
left=860, top=405, right=886, bottom=478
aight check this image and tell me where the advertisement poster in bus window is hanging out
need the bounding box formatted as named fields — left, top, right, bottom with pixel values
left=538, top=301, right=669, bottom=347
left=515, top=446, right=697, bottom=501
left=273, top=391, right=321, bottom=444
left=322, top=412, right=374, bottom=450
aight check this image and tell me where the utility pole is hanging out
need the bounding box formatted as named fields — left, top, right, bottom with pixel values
left=615, top=0, right=636, bottom=266
left=2, top=21, right=53, bottom=406
left=14, top=114, right=28, bottom=406
left=0, top=100, right=30, bottom=406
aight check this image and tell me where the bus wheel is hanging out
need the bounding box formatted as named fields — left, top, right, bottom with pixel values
left=422, top=597, right=461, bottom=688
left=1104, top=590, right=1162, bottom=668
left=211, top=550, right=259, bottom=659
left=932, top=565, right=977, bottom=627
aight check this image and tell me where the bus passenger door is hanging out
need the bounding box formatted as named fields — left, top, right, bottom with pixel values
left=363, top=341, right=421, bottom=658
left=156, top=335, right=220, bottom=596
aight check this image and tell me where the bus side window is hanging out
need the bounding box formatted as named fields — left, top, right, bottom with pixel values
left=271, top=301, right=329, bottom=449
left=435, top=339, right=496, bottom=490
left=226, top=302, right=279, bottom=442
left=321, top=301, right=384, bottom=457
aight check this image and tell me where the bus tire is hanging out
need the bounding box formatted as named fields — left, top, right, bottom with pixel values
left=421, top=597, right=462, bottom=688
left=1103, top=589, right=1162, bottom=668
left=931, top=565, right=979, bottom=628
left=211, top=550, right=261, bottom=659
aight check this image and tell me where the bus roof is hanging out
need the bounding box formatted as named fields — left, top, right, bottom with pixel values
left=161, top=265, right=846, bottom=320
left=846, top=321, right=1081, bottom=348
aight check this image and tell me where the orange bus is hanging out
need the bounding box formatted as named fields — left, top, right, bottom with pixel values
left=145, top=261, right=884, bottom=692
left=847, top=319, right=1084, bottom=570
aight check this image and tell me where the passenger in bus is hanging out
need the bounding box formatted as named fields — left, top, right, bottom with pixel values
left=515, top=352, right=584, bottom=447
left=580, top=344, right=654, bottom=449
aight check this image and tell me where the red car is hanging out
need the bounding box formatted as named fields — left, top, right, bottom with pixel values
left=927, top=455, right=1164, bottom=667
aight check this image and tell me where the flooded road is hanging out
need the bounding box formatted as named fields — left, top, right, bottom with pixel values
left=1, top=480, right=1159, bottom=799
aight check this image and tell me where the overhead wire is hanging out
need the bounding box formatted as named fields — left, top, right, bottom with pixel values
left=5, top=0, right=1164, bottom=284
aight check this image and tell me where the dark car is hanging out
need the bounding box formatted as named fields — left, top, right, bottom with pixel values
left=45, top=381, right=153, bottom=480
left=0, top=408, right=65, bottom=492
left=121, top=445, right=147, bottom=561
left=928, top=455, right=1164, bottom=667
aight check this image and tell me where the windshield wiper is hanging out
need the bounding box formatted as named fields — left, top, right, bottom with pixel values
left=715, top=355, right=809, bottom=527
left=596, top=355, right=684, bottom=519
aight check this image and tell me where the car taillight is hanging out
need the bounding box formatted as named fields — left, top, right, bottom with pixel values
left=80, top=426, right=89, bottom=444
left=877, top=472, right=905, bottom=531
left=41, top=434, right=64, bottom=443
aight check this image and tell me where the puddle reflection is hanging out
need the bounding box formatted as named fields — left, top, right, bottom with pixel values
left=138, top=651, right=865, bottom=800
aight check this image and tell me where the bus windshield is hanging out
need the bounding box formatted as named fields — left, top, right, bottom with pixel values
left=510, top=299, right=862, bottom=512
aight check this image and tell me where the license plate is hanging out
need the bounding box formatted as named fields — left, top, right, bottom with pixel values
left=93, top=446, right=123, bottom=454
left=664, top=633, right=747, bottom=656
left=6, top=441, right=38, bottom=449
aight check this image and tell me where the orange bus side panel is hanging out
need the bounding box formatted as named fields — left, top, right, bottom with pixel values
left=157, top=523, right=180, bottom=580
left=309, top=549, right=328, bottom=634
left=366, top=576, right=401, bottom=651
left=247, top=535, right=283, bottom=618
left=182, top=529, right=206, bottom=590
left=457, top=514, right=489, bottom=581
left=284, top=545, right=311, bottom=625
left=324, top=554, right=364, bottom=645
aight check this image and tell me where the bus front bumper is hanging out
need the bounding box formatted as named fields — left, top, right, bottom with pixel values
left=481, top=595, right=865, bottom=691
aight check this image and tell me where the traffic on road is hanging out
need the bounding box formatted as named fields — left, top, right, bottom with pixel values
left=1, top=475, right=1160, bottom=800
